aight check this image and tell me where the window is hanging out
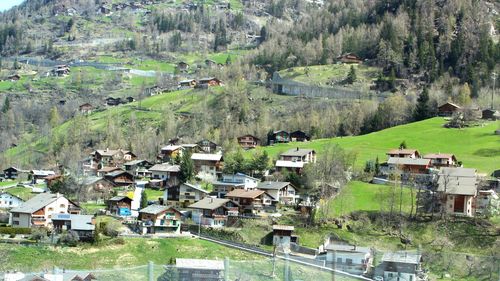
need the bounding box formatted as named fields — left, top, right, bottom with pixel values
left=48, top=207, right=54, bottom=211
left=60, top=204, right=65, bottom=208
left=346, top=258, right=353, bottom=265
left=13, top=221, right=19, bottom=225
left=336, top=258, right=342, bottom=264
left=13, top=213, right=19, bottom=218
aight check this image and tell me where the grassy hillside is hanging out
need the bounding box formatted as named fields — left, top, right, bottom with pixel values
left=258, top=118, right=500, bottom=174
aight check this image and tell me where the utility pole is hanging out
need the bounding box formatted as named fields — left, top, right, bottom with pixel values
left=491, top=72, right=497, bottom=109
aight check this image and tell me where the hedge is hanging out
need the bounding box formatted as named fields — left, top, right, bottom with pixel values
left=0, top=227, right=32, bottom=235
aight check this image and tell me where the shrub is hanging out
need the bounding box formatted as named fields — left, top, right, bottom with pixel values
left=30, top=228, right=48, bottom=242
left=59, top=230, right=79, bottom=246
left=0, top=227, right=31, bottom=235
left=103, top=220, right=122, bottom=238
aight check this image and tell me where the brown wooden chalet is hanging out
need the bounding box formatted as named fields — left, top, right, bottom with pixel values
left=237, top=134, right=260, bottom=149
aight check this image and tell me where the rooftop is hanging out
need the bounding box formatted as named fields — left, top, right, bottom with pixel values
left=176, top=258, right=224, bottom=270
left=160, top=145, right=183, bottom=152
left=191, top=153, right=223, bottom=161
left=272, top=225, right=294, bottom=231
left=257, top=181, right=291, bottom=190
left=423, top=153, right=456, bottom=159
left=386, top=148, right=419, bottom=155
left=139, top=204, right=168, bottom=215
left=11, top=193, right=66, bottom=214
left=382, top=252, right=422, bottom=264
left=280, top=148, right=315, bottom=157
left=225, top=189, right=266, bottom=199
left=52, top=214, right=95, bottom=231
left=149, top=163, right=181, bottom=173
left=437, top=167, right=477, bottom=195
left=387, top=157, right=431, bottom=166
left=188, top=197, right=232, bottom=210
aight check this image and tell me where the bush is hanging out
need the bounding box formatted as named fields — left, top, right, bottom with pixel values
left=103, top=220, right=122, bottom=238
left=0, top=227, right=31, bottom=235
left=59, top=230, right=79, bottom=246
left=30, top=228, right=48, bottom=242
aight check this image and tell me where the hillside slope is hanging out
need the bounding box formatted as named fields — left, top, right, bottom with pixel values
left=258, top=118, right=500, bottom=174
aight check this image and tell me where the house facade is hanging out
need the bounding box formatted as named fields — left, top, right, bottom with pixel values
left=191, top=153, right=223, bottom=181
left=0, top=192, right=24, bottom=209
left=319, top=242, right=372, bottom=275
left=237, top=135, right=260, bottom=149
left=197, top=139, right=218, bottom=153
left=123, top=160, right=153, bottom=177
left=179, top=183, right=209, bottom=207
left=159, top=145, right=184, bottom=161
left=268, top=130, right=290, bottom=144
left=272, top=225, right=296, bottom=247
left=3, top=167, right=22, bottom=179
left=423, top=154, right=457, bottom=168
left=92, top=148, right=136, bottom=168
left=377, top=252, right=427, bottom=281
left=139, top=205, right=182, bottom=234
left=104, top=170, right=135, bottom=186
left=176, top=258, right=225, bottom=281
left=386, top=157, right=431, bottom=175
left=225, top=189, right=273, bottom=214
left=290, top=130, right=310, bottom=142
left=149, top=163, right=180, bottom=187
left=107, top=196, right=133, bottom=216
left=276, top=148, right=316, bottom=174
left=189, top=198, right=239, bottom=227
left=10, top=193, right=81, bottom=228
left=438, top=102, right=461, bottom=116
left=52, top=214, right=95, bottom=241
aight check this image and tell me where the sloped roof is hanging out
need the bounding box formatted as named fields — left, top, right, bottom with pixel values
left=382, top=252, right=421, bottom=264
left=149, top=163, right=180, bottom=173
left=139, top=204, right=168, bottom=215
left=31, top=170, right=56, bottom=177
left=108, top=196, right=132, bottom=202
left=272, top=225, right=294, bottom=231
left=280, top=148, right=315, bottom=157
left=160, top=145, right=183, bottom=152
left=182, top=182, right=209, bottom=194
left=387, top=157, right=431, bottom=166
left=52, top=214, right=95, bottom=231
left=258, top=181, right=292, bottom=190
left=438, top=102, right=461, bottom=109
left=97, top=166, right=121, bottom=173
left=176, top=258, right=224, bottom=270
left=226, top=189, right=265, bottom=199
left=437, top=167, right=477, bottom=195
left=188, top=198, right=231, bottom=210
left=191, top=153, right=222, bottom=161
left=423, top=153, right=456, bottom=160
left=11, top=193, right=64, bottom=214
left=124, top=159, right=150, bottom=166
left=386, top=148, right=419, bottom=155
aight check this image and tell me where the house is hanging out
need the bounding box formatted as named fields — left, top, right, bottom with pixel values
left=149, top=163, right=180, bottom=187
left=272, top=225, right=297, bottom=247
left=107, top=196, right=133, bottom=216
left=257, top=181, right=298, bottom=204
left=337, top=53, right=363, bottom=64
left=77, top=176, right=115, bottom=200
left=423, top=153, right=457, bottom=168
left=438, top=102, right=461, bottom=117
left=386, top=157, right=431, bottom=175
left=79, top=103, right=93, bottom=115
left=276, top=148, right=316, bottom=174
left=225, top=189, right=273, bottom=214
left=181, top=143, right=201, bottom=154
left=197, top=139, right=218, bottom=153
left=237, top=134, right=260, bottom=149
left=159, top=145, right=184, bottom=161
left=92, top=148, right=136, bottom=168
left=188, top=197, right=239, bottom=227
left=212, top=173, right=260, bottom=198
left=52, top=65, right=71, bottom=77
left=268, top=130, right=290, bottom=144
left=290, top=130, right=310, bottom=142
left=30, top=170, right=56, bottom=183
left=10, top=192, right=81, bottom=228
left=139, top=205, right=182, bottom=234
left=105, top=97, right=122, bottom=106
left=3, top=167, right=25, bottom=179
left=386, top=148, right=420, bottom=159
left=376, top=252, right=428, bottom=281
left=197, top=77, right=222, bottom=88
left=177, top=61, right=189, bottom=72
left=437, top=167, right=478, bottom=217
left=7, top=271, right=98, bottom=281
left=52, top=214, right=96, bottom=241
left=178, top=79, right=197, bottom=89
left=44, top=174, right=63, bottom=188
left=0, top=191, right=24, bottom=209
left=481, top=108, right=499, bottom=120
left=176, top=258, right=225, bottom=281
left=191, top=153, right=224, bottom=181
left=104, top=170, right=135, bottom=186
left=123, top=160, right=153, bottom=177
left=179, top=182, right=209, bottom=207
left=318, top=242, right=373, bottom=275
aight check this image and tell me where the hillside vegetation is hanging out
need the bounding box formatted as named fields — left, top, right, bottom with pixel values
left=257, top=117, right=500, bottom=174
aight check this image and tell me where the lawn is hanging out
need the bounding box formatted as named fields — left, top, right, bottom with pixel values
left=254, top=118, right=500, bottom=174
left=144, top=188, right=164, bottom=201
left=0, top=181, right=17, bottom=187
left=81, top=202, right=106, bottom=215
left=4, top=187, right=35, bottom=201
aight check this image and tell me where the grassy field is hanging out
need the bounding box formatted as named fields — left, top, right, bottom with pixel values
left=255, top=118, right=500, bottom=174
left=144, top=188, right=164, bottom=201
left=4, top=187, right=36, bottom=201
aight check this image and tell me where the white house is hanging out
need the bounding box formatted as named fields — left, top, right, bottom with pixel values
left=179, top=182, right=209, bottom=207
left=149, top=163, right=180, bottom=186
left=257, top=181, right=298, bottom=204
left=221, top=173, right=260, bottom=189
left=437, top=167, right=477, bottom=217
left=318, top=241, right=373, bottom=275
left=191, top=153, right=223, bottom=181
left=0, top=191, right=24, bottom=209
left=9, top=192, right=81, bottom=228
left=377, top=252, right=427, bottom=281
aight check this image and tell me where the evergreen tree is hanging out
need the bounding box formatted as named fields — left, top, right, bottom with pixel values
left=225, top=55, right=232, bottom=65
left=414, top=87, right=431, bottom=121
left=457, top=83, right=472, bottom=106
left=399, top=140, right=407, bottom=149
left=49, top=106, right=60, bottom=128
left=140, top=189, right=148, bottom=209
left=179, top=151, right=194, bottom=183
left=346, top=65, right=357, bottom=84
left=1, top=96, right=10, bottom=113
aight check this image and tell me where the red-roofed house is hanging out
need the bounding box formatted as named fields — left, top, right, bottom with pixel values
left=423, top=153, right=457, bottom=168
left=386, top=149, right=420, bottom=159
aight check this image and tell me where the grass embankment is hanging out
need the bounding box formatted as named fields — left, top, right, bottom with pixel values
left=4, top=187, right=35, bottom=201
left=257, top=118, right=500, bottom=174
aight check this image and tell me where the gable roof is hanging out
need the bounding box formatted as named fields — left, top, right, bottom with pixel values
left=382, top=252, right=421, bottom=264
left=108, top=196, right=132, bottom=202
left=11, top=193, right=66, bottom=214
left=31, top=170, right=56, bottom=177
left=182, top=182, right=209, bottom=194
left=191, top=153, right=223, bottom=161
left=258, top=181, right=292, bottom=190
left=105, top=170, right=133, bottom=178
left=438, top=102, right=461, bottom=109
left=280, top=148, right=315, bottom=157
left=97, top=166, right=122, bottom=173
left=275, top=160, right=305, bottom=168
left=52, top=214, right=95, bottom=231
left=176, top=258, right=224, bottom=270
left=387, top=157, right=431, bottom=166
left=188, top=197, right=232, bottom=210
left=124, top=159, right=151, bottom=166
left=272, top=225, right=294, bottom=231
left=139, top=204, right=168, bottom=215
left=437, top=167, right=477, bottom=195
left=160, top=145, right=183, bottom=152
left=386, top=148, right=419, bottom=155
left=423, top=153, right=456, bottom=160
left=149, top=163, right=180, bottom=173
left=0, top=191, right=24, bottom=202
left=226, top=189, right=266, bottom=199
left=237, top=134, right=260, bottom=140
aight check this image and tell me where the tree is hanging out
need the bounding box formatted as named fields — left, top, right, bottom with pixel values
left=399, top=140, right=407, bottom=149
left=30, top=228, right=47, bottom=243
left=223, top=149, right=246, bottom=174
left=49, top=106, right=61, bottom=128
left=59, top=230, right=79, bottom=246
left=251, top=150, right=270, bottom=175
left=140, top=189, right=148, bottom=209
left=1, top=96, right=10, bottom=113
left=457, top=83, right=472, bottom=106
left=414, top=87, right=431, bottom=121
left=346, top=65, right=357, bottom=84
left=225, top=55, right=232, bottom=65
left=179, top=151, right=194, bottom=183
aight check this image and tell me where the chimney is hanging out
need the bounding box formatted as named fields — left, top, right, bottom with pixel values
left=296, top=147, right=299, bottom=151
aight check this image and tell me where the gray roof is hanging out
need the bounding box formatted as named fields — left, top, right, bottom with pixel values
left=188, top=198, right=231, bottom=210
left=258, top=181, right=292, bottom=190
left=11, top=193, right=65, bottom=214
left=182, top=182, right=209, bottom=194
left=52, top=214, right=95, bottom=231
left=139, top=204, right=168, bottom=215
left=325, top=243, right=371, bottom=253
left=191, top=153, right=222, bottom=161
left=272, top=225, right=294, bottom=231
left=382, top=252, right=421, bottom=264
left=149, top=163, right=180, bottom=173
left=124, top=159, right=150, bottom=166
left=176, top=258, right=224, bottom=270
left=387, top=157, right=430, bottom=166
left=31, top=170, right=55, bottom=177
left=108, top=196, right=131, bottom=201
left=280, top=148, right=315, bottom=157
left=105, top=170, right=133, bottom=178
left=77, top=176, right=106, bottom=186
left=437, top=167, right=477, bottom=195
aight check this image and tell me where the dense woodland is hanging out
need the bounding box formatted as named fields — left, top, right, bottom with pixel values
left=0, top=0, right=498, bottom=170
